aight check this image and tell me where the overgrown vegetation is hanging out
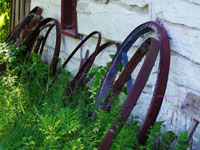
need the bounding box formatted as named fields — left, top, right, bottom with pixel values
left=0, top=43, right=190, bottom=149
left=0, top=0, right=10, bottom=42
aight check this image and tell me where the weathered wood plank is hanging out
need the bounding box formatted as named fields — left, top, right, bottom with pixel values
left=25, top=0, right=30, bottom=16
left=181, top=92, right=200, bottom=122
left=9, top=0, right=30, bottom=32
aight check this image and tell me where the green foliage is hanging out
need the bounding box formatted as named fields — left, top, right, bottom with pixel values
left=88, top=63, right=109, bottom=100
left=0, top=43, right=190, bottom=149
left=111, top=121, right=140, bottom=150
left=175, top=131, right=190, bottom=150
left=88, top=54, right=126, bottom=100
left=0, top=0, right=10, bottom=42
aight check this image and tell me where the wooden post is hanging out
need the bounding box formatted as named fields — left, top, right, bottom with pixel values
left=9, top=0, right=30, bottom=32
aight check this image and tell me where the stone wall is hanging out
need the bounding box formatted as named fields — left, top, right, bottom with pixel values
left=30, top=0, right=200, bottom=148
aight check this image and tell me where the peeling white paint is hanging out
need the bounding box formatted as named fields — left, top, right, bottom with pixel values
left=120, top=0, right=149, bottom=7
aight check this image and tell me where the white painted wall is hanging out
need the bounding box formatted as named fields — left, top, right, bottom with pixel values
left=31, top=0, right=200, bottom=148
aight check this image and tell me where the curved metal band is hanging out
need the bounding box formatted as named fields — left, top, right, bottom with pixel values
left=39, top=24, right=55, bottom=55
left=22, top=18, right=61, bottom=74
left=101, top=38, right=152, bottom=110
left=5, top=6, right=43, bottom=43
left=98, top=21, right=170, bottom=149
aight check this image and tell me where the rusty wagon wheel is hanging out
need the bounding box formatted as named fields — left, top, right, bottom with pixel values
left=22, top=17, right=61, bottom=74
left=5, top=6, right=43, bottom=43
left=46, top=31, right=121, bottom=97
left=98, top=21, right=170, bottom=150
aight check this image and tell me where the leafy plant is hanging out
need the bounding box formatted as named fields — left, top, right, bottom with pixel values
left=0, top=0, right=10, bottom=42
left=88, top=54, right=125, bottom=100
left=175, top=131, right=190, bottom=150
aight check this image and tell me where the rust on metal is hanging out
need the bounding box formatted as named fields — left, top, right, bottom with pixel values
left=5, top=6, right=43, bottom=43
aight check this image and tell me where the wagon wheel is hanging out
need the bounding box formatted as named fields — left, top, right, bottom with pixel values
left=98, top=21, right=170, bottom=149
left=5, top=6, right=43, bottom=44
left=22, top=18, right=61, bottom=74
left=46, top=31, right=121, bottom=97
